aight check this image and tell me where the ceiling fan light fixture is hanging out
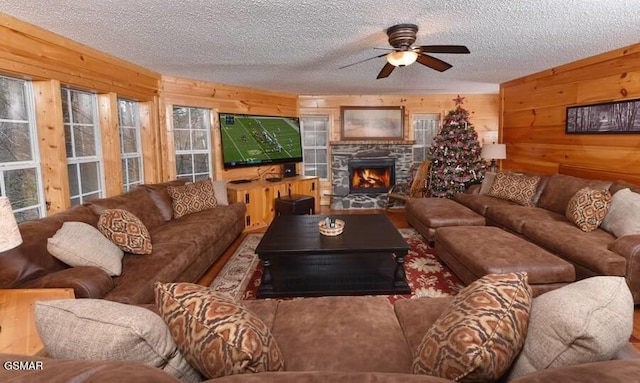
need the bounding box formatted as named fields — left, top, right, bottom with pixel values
left=386, top=51, right=418, bottom=67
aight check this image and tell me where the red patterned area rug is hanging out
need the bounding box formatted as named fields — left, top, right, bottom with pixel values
left=210, top=228, right=464, bottom=303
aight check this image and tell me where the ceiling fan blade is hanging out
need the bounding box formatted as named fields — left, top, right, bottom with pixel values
left=416, top=54, right=453, bottom=72
left=376, top=62, right=395, bottom=79
left=339, top=53, right=387, bottom=69
left=416, top=45, right=470, bottom=54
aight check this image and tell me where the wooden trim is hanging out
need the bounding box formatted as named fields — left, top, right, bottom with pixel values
left=140, top=99, right=161, bottom=183
left=98, top=93, right=123, bottom=196
left=32, top=79, right=70, bottom=214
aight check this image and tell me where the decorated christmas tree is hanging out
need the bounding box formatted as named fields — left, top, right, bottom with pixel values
left=428, top=96, right=485, bottom=198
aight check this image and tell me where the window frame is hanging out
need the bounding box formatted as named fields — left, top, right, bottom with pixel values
left=412, top=113, right=441, bottom=163
left=300, top=114, right=329, bottom=181
left=61, top=86, right=105, bottom=206
left=172, top=105, right=213, bottom=182
left=117, top=98, right=144, bottom=191
left=0, top=74, right=46, bottom=222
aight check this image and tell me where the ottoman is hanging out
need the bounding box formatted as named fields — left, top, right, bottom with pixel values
left=405, top=198, right=485, bottom=242
left=435, top=226, right=576, bottom=296
left=275, top=194, right=315, bottom=215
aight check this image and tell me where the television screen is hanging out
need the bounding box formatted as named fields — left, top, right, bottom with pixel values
left=218, top=113, right=303, bottom=169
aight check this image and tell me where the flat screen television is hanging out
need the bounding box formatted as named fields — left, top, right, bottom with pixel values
left=218, top=112, right=303, bottom=169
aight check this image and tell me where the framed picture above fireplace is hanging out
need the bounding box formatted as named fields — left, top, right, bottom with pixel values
left=341, top=106, right=404, bottom=140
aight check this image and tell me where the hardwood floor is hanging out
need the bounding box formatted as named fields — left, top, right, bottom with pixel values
left=197, top=206, right=640, bottom=351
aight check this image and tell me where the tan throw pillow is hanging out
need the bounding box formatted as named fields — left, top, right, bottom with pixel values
left=507, top=276, right=633, bottom=380
left=167, top=179, right=217, bottom=218
left=487, top=172, right=541, bottom=206
left=212, top=179, right=229, bottom=206
left=154, top=282, right=284, bottom=379
left=600, top=188, right=640, bottom=237
left=479, top=171, right=497, bottom=195
left=98, top=209, right=152, bottom=254
left=412, top=272, right=532, bottom=382
left=47, top=222, right=123, bottom=276
left=34, top=299, right=201, bottom=383
left=565, top=187, right=612, bottom=232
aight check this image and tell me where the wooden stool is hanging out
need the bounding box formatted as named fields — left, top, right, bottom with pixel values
left=275, top=193, right=315, bottom=215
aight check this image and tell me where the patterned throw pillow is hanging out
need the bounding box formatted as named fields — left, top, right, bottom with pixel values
left=412, top=272, right=532, bottom=382
left=566, top=187, right=612, bottom=232
left=488, top=172, right=541, bottom=206
left=154, top=282, right=284, bottom=379
left=167, top=179, right=217, bottom=218
left=98, top=209, right=152, bottom=254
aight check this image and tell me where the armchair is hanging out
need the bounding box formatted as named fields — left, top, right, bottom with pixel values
left=386, top=160, right=430, bottom=208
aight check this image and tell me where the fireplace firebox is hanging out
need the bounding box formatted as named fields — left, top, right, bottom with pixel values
left=348, top=158, right=396, bottom=193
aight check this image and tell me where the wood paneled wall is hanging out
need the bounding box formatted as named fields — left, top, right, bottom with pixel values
left=500, top=42, right=640, bottom=177
left=160, top=76, right=299, bottom=181
left=299, top=94, right=499, bottom=144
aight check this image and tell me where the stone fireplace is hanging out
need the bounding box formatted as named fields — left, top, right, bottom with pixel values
left=330, top=142, right=413, bottom=209
left=348, top=157, right=395, bottom=194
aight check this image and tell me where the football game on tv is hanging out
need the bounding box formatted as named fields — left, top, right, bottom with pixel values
left=218, top=113, right=303, bottom=169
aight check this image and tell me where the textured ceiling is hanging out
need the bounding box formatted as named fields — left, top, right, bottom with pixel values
left=2, top=0, right=640, bottom=95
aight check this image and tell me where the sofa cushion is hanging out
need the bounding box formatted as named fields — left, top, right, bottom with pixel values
left=453, top=192, right=517, bottom=216
left=600, top=188, right=640, bottom=238
left=507, top=276, right=634, bottom=380
left=167, top=179, right=217, bottom=219
left=565, top=187, right=612, bottom=232
left=34, top=299, right=201, bottom=382
left=485, top=205, right=566, bottom=234
left=393, top=297, right=454, bottom=355
left=537, top=174, right=612, bottom=215
left=47, top=221, right=123, bottom=276
left=487, top=172, right=541, bottom=206
left=85, top=187, right=165, bottom=231
left=412, top=272, right=532, bottom=381
left=521, top=220, right=623, bottom=276
left=154, top=282, right=284, bottom=379
left=98, top=209, right=152, bottom=254
left=271, top=295, right=413, bottom=373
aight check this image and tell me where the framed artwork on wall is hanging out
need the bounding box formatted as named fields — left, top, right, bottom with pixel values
left=341, top=106, right=404, bottom=140
left=566, top=98, right=640, bottom=134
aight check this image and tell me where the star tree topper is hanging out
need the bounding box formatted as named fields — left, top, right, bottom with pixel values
left=453, top=95, right=465, bottom=106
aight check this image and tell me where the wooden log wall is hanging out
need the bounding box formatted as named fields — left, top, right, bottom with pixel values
left=299, top=94, right=500, bottom=201
left=0, top=14, right=162, bottom=214
left=501, top=42, right=640, bottom=179
left=160, top=76, right=299, bottom=182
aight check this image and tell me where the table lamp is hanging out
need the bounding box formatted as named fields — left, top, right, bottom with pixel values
left=481, top=143, right=507, bottom=173
left=0, top=196, right=22, bottom=252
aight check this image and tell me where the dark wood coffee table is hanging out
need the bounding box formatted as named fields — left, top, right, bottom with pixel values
left=254, top=214, right=411, bottom=298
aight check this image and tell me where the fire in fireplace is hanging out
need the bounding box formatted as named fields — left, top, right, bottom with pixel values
left=348, top=158, right=396, bottom=193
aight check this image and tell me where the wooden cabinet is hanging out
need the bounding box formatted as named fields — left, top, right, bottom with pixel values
left=227, top=176, right=320, bottom=230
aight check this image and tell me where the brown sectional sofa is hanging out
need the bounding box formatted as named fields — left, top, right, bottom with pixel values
left=406, top=172, right=640, bottom=303
left=1, top=293, right=639, bottom=382
left=0, top=180, right=246, bottom=304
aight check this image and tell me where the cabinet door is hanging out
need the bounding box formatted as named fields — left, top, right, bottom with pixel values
left=297, top=178, right=320, bottom=213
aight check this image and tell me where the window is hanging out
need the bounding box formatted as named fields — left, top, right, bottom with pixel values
left=118, top=98, right=143, bottom=191
left=413, top=113, right=440, bottom=163
left=301, top=115, right=329, bottom=180
left=173, top=106, right=212, bottom=181
left=0, top=75, right=45, bottom=222
left=61, top=87, right=104, bottom=206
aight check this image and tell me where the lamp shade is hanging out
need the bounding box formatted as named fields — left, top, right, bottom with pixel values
left=481, top=143, right=507, bottom=160
left=386, top=51, right=418, bottom=67
left=0, top=196, right=22, bottom=252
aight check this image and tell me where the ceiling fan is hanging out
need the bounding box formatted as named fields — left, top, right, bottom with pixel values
left=340, top=23, right=470, bottom=79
